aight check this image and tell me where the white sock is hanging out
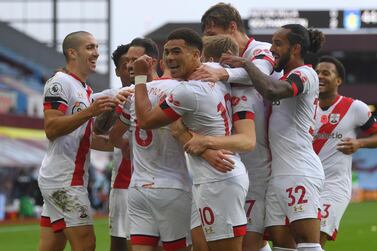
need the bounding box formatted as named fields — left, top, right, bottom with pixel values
left=273, top=247, right=296, bottom=251
left=260, top=242, right=272, bottom=251
left=296, top=243, right=322, bottom=251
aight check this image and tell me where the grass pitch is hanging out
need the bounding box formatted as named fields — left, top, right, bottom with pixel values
left=0, top=201, right=376, bottom=250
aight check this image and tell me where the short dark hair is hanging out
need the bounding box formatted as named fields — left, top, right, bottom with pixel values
left=167, top=28, right=203, bottom=52
left=111, top=44, right=130, bottom=68
left=318, top=56, right=346, bottom=82
left=202, top=35, right=239, bottom=62
left=201, top=2, right=245, bottom=33
left=129, top=38, right=159, bottom=59
left=282, top=24, right=325, bottom=57
left=62, top=31, right=92, bottom=60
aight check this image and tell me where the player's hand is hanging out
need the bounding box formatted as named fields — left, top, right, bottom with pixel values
left=134, top=55, right=154, bottom=76
left=220, top=54, right=248, bottom=68
left=189, top=64, right=227, bottom=82
left=89, top=96, right=117, bottom=116
left=184, top=132, right=209, bottom=155
left=116, top=88, right=134, bottom=105
left=200, top=149, right=235, bottom=173
left=337, top=137, right=361, bottom=155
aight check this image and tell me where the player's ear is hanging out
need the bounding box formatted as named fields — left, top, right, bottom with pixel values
left=335, top=76, right=342, bottom=87
left=292, top=43, right=301, bottom=57
left=229, top=21, right=237, bottom=33
left=115, top=67, right=120, bottom=77
left=193, top=48, right=201, bottom=60
left=66, top=48, right=77, bottom=60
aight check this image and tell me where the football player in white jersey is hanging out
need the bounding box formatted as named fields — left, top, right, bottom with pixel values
left=188, top=4, right=279, bottom=251
left=38, top=31, right=117, bottom=251
left=314, top=56, right=377, bottom=248
left=110, top=38, right=194, bottom=251
left=93, top=43, right=133, bottom=251
left=131, top=28, right=254, bottom=251
left=221, top=24, right=326, bottom=251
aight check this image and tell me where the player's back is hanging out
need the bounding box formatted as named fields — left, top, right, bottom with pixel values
left=123, top=79, right=191, bottom=191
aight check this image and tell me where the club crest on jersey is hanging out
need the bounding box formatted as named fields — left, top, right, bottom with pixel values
left=48, top=83, right=63, bottom=96
left=72, top=102, right=87, bottom=114
left=329, top=113, right=340, bottom=125
left=320, top=114, right=328, bottom=124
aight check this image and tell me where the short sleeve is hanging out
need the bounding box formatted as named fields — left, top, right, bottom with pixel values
left=286, top=69, right=312, bottom=96
left=354, top=100, right=377, bottom=134
left=159, top=83, right=197, bottom=120
left=43, top=77, right=69, bottom=113
left=231, top=85, right=255, bottom=122
left=119, top=95, right=133, bottom=126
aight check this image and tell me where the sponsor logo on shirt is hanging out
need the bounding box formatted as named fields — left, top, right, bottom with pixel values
left=313, top=132, right=343, bottom=139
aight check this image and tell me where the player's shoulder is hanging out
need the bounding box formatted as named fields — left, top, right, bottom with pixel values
left=148, top=78, right=179, bottom=88
left=290, top=65, right=318, bottom=82
left=251, top=39, right=272, bottom=49
left=349, top=97, right=368, bottom=111
left=44, top=72, right=72, bottom=97
left=246, top=39, right=273, bottom=55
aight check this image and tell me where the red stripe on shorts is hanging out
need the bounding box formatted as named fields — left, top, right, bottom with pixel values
left=131, top=235, right=159, bottom=247
left=51, top=218, right=66, bottom=232
left=162, top=237, right=187, bottom=251
left=233, top=224, right=247, bottom=237
left=40, top=216, right=51, bottom=227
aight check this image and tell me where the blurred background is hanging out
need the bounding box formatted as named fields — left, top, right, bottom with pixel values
left=0, top=0, right=376, bottom=250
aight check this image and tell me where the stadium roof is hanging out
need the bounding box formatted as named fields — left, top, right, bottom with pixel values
left=0, top=21, right=108, bottom=92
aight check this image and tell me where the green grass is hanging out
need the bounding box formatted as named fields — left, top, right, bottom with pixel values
left=0, top=202, right=376, bottom=250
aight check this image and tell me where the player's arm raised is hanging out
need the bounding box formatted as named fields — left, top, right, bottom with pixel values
left=44, top=96, right=116, bottom=141
left=133, top=55, right=177, bottom=129
left=221, top=55, right=295, bottom=100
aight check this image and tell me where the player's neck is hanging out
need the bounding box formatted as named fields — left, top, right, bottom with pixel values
left=284, top=58, right=305, bottom=74
left=65, top=64, right=88, bottom=82
left=235, top=32, right=250, bottom=56
left=319, top=92, right=339, bottom=108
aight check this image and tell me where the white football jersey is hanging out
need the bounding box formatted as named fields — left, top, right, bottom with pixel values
left=313, top=96, right=377, bottom=198
left=269, top=65, right=324, bottom=179
left=39, top=71, right=93, bottom=189
left=241, top=37, right=275, bottom=75
left=160, top=80, right=247, bottom=184
left=92, top=87, right=134, bottom=190
left=231, top=85, right=271, bottom=180
left=120, top=79, right=191, bottom=191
